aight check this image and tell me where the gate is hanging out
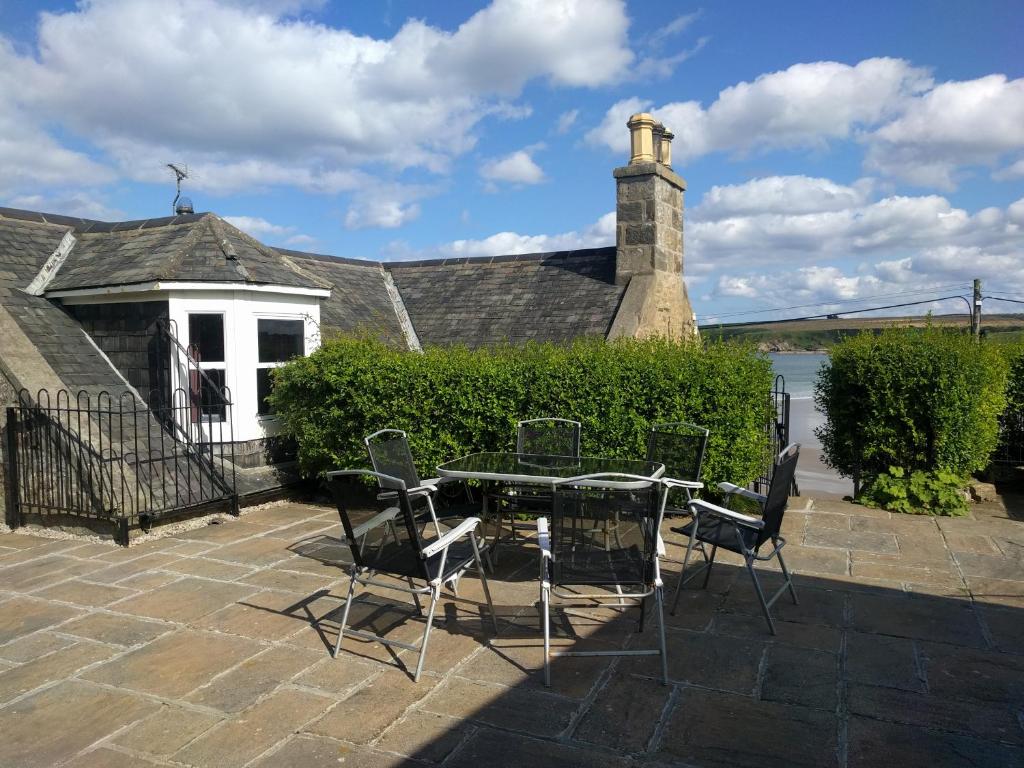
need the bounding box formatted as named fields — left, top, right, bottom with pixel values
left=753, top=375, right=798, bottom=496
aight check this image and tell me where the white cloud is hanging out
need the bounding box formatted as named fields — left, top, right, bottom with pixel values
left=386, top=211, right=615, bottom=260
left=688, top=176, right=1023, bottom=268
left=480, top=147, right=546, bottom=185
left=0, top=0, right=635, bottom=200
left=556, top=109, right=579, bottom=134
left=993, top=158, right=1024, bottom=181
left=587, top=58, right=932, bottom=162
left=345, top=200, right=421, bottom=230
left=588, top=59, right=1024, bottom=190
left=865, top=74, right=1024, bottom=189
left=694, top=176, right=1024, bottom=315
left=222, top=213, right=317, bottom=245
left=223, top=215, right=293, bottom=238
left=5, top=192, right=123, bottom=221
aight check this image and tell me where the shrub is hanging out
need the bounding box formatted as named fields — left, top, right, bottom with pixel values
left=860, top=467, right=969, bottom=516
left=814, top=326, right=1008, bottom=508
left=269, top=335, right=773, bottom=489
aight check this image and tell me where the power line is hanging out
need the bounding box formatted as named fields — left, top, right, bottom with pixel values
left=708, top=295, right=974, bottom=328
left=985, top=295, right=1024, bottom=306
left=697, top=283, right=971, bottom=322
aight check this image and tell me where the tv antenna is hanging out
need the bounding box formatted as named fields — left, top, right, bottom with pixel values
left=167, top=163, right=193, bottom=215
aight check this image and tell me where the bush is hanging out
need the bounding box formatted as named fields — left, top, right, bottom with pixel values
left=269, top=336, right=774, bottom=489
left=814, top=326, right=1008, bottom=511
left=860, top=467, right=969, bottom=516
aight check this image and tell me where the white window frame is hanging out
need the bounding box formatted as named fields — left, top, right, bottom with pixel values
left=187, top=311, right=228, bottom=423
left=254, top=314, right=308, bottom=421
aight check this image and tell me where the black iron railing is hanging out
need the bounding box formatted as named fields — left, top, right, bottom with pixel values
left=754, top=375, right=798, bottom=496
left=5, top=385, right=237, bottom=544
left=992, top=410, right=1024, bottom=467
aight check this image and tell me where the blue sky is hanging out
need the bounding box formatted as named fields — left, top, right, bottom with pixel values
left=1, top=0, right=1022, bottom=322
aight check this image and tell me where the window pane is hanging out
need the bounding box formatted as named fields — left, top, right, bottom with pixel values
left=193, top=368, right=227, bottom=421
left=258, top=319, right=304, bottom=363
left=257, top=368, right=274, bottom=416
left=188, top=314, right=225, bottom=363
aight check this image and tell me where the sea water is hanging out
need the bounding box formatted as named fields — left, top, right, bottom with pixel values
left=768, top=352, right=850, bottom=495
left=767, top=352, right=828, bottom=400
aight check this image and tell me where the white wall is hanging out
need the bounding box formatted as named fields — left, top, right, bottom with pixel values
left=168, top=289, right=321, bottom=443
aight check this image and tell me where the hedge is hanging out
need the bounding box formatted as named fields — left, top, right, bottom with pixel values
left=814, top=327, right=1008, bottom=496
left=269, top=336, right=774, bottom=489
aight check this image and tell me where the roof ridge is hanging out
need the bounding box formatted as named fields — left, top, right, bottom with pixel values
left=0, top=205, right=209, bottom=233
left=385, top=246, right=615, bottom=269
left=211, top=215, right=331, bottom=290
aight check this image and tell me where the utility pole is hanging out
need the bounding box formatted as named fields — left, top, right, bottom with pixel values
left=972, top=278, right=982, bottom=340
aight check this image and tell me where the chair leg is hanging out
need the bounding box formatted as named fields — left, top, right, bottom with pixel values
left=333, top=568, right=359, bottom=658
left=776, top=541, right=799, bottom=605
left=655, top=585, right=669, bottom=686
left=670, top=532, right=699, bottom=615
left=413, top=585, right=440, bottom=682
left=472, top=534, right=500, bottom=635
left=542, top=584, right=551, bottom=687
left=408, top=576, right=424, bottom=616
left=746, top=555, right=776, bottom=635
left=702, top=544, right=719, bottom=589
left=638, top=593, right=646, bottom=632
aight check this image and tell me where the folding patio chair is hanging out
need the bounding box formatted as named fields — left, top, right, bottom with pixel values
left=538, top=473, right=669, bottom=686
left=646, top=421, right=708, bottom=512
left=488, top=418, right=582, bottom=553
left=365, top=428, right=478, bottom=537
left=669, top=444, right=801, bottom=634
left=326, top=469, right=498, bottom=682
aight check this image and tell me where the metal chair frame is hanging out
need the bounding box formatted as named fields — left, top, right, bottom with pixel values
left=488, top=418, right=582, bottom=557
left=327, top=469, right=499, bottom=682
left=538, top=473, right=670, bottom=687
left=365, top=428, right=475, bottom=541
left=669, top=444, right=800, bottom=634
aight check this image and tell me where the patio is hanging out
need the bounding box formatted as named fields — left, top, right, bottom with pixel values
left=0, top=494, right=1021, bottom=767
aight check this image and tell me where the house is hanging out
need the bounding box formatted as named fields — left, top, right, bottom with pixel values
left=0, top=114, right=695, bottom=540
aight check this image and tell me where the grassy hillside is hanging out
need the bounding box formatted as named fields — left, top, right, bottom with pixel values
left=701, top=314, right=1024, bottom=351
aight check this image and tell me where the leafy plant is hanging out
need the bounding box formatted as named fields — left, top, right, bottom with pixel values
left=860, top=466, right=969, bottom=516
left=268, top=335, right=774, bottom=491
left=815, top=326, right=1008, bottom=504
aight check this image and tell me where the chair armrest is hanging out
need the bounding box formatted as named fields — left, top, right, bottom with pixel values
left=376, top=484, right=435, bottom=502
left=345, top=506, right=401, bottom=541
left=717, top=482, right=767, bottom=505
left=420, top=517, right=481, bottom=558
left=663, top=477, right=704, bottom=490
left=536, top=517, right=552, bottom=561
left=689, top=499, right=764, bottom=530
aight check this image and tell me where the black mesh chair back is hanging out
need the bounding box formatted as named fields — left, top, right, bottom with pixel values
left=365, top=429, right=422, bottom=490
left=517, top=418, right=581, bottom=457
left=549, top=474, right=662, bottom=587
left=328, top=470, right=429, bottom=581
left=646, top=422, right=708, bottom=506
left=758, top=444, right=800, bottom=546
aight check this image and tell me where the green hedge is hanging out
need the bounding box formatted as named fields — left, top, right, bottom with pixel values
left=269, top=336, right=773, bottom=488
left=814, top=327, right=1008, bottom=494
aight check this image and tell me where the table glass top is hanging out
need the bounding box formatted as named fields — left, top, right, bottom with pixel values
left=437, top=452, right=663, bottom=481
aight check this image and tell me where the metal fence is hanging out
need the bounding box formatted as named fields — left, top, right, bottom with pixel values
left=4, top=385, right=237, bottom=545
left=753, top=375, right=798, bottom=496
left=992, top=410, right=1024, bottom=467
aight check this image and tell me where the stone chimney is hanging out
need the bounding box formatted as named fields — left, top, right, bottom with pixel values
left=608, top=113, right=697, bottom=340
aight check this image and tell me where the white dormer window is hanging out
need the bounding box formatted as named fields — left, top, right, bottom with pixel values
left=256, top=318, right=305, bottom=416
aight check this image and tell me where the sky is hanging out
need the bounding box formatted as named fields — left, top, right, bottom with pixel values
left=1, top=0, right=1022, bottom=323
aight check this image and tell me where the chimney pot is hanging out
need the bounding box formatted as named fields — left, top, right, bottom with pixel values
left=659, top=127, right=674, bottom=167
left=626, top=113, right=657, bottom=164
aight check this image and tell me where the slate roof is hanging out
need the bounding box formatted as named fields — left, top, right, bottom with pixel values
left=41, top=212, right=329, bottom=292
left=388, top=247, right=625, bottom=348
left=0, top=213, right=140, bottom=393
left=278, top=249, right=407, bottom=346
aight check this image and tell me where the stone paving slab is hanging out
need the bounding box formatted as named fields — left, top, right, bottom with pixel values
left=0, top=497, right=1020, bottom=767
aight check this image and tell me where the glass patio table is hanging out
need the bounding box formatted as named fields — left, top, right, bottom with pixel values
left=437, top=452, right=665, bottom=487
left=437, top=452, right=665, bottom=560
